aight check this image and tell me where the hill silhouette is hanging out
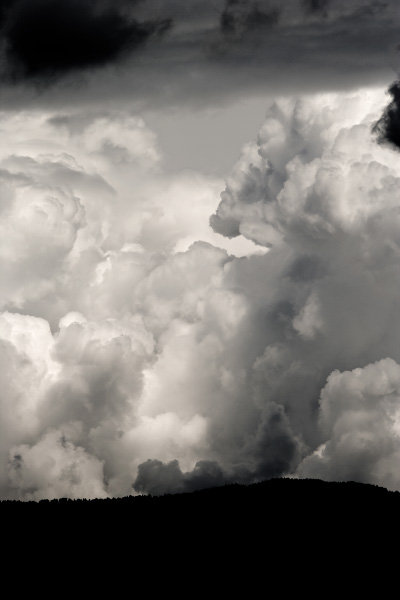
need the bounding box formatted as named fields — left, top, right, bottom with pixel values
left=3, top=477, right=400, bottom=531
left=3, top=477, right=399, bottom=589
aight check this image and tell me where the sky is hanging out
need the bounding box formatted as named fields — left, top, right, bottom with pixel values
left=1, top=0, right=400, bottom=499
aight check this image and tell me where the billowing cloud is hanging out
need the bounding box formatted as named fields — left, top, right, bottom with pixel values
left=135, top=87, right=400, bottom=494
left=1, top=86, right=400, bottom=499
left=0, top=105, right=262, bottom=499
left=8, top=430, right=108, bottom=501
left=298, top=358, right=400, bottom=491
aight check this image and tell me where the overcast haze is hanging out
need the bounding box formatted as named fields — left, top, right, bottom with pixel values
left=1, top=0, right=400, bottom=499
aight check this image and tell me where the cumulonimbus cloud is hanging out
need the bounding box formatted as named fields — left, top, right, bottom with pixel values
left=1, top=85, right=400, bottom=499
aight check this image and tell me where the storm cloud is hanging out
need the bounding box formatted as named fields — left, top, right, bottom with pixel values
left=0, top=0, right=398, bottom=110
left=1, top=84, right=400, bottom=498
left=1, top=0, right=400, bottom=501
left=219, top=0, right=281, bottom=35
left=373, top=81, right=400, bottom=150
left=0, top=0, right=171, bottom=83
left=134, top=459, right=227, bottom=495
left=302, top=0, right=330, bottom=14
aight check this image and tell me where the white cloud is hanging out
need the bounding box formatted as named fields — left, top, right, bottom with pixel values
left=292, top=291, right=324, bottom=339
left=1, top=87, right=400, bottom=498
left=8, top=430, right=109, bottom=501
left=298, top=358, right=400, bottom=491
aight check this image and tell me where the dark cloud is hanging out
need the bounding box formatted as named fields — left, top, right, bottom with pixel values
left=352, top=1, right=390, bottom=19
left=0, top=0, right=15, bottom=26
left=133, top=459, right=227, bottom=495
left=133, top=402, right=301, bottom=496
left=0, top=0, right=397, bottom=109
left=373, top=82, right=400, bottom=150
left=249, top=404, right=301, bottom=480
left=0, top=0, right=171, bottom=83
left=302, top=0, right=330, bottom=14
left=10, top=454, right=23, bottom=471
left=1, top=4, right=400, bottom=501
left=286, top=255, right=327, bottom=283
left=220, top=0, right=280, bottom=35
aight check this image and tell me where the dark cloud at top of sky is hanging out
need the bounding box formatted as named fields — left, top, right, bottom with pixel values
left=220, top=0, right=281, bottom=35
left=372, top=81, right=400, bottom=149
left=302, top=0, right=330, bottom=14
left=0, top=0, right=171, bottom=84
left=0, top=1, right=399, bottom=120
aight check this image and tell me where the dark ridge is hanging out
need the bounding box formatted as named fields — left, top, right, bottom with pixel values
left=3, top=476, right=399, bottom=502
left=4, top=478, right=400, bottom=548
left=3, top=478, right=399, bottom=583
left=3, top=477, right=399, bottom=517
